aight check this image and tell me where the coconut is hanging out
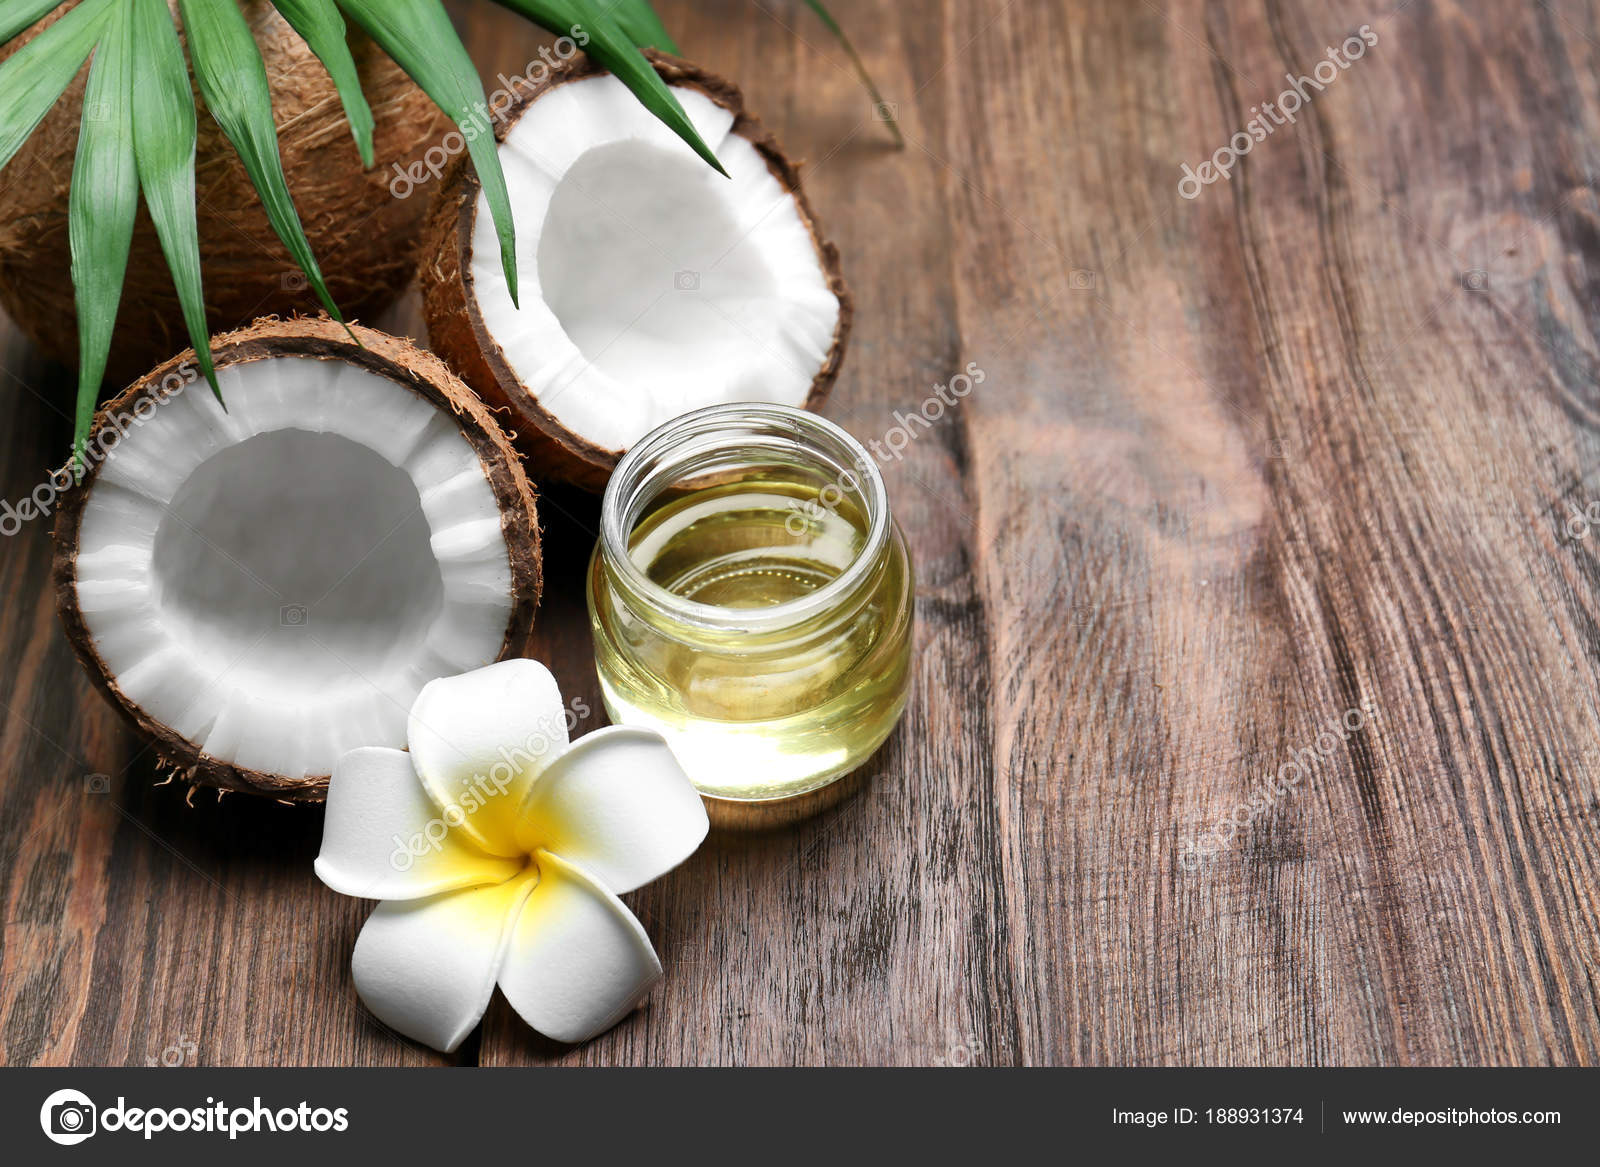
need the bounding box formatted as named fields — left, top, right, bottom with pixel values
left=53, top=318, right=543, bottom=801
left=0, top=2, right=452, bottom=386
left=422, top=51, right=851, bottom=492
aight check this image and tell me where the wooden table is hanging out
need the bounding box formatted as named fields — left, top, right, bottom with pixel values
left=5, top=0, right=1600, bottom=1067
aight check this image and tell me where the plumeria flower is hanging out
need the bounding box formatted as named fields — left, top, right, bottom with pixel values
left=315, top=659, right=708, bottom=1051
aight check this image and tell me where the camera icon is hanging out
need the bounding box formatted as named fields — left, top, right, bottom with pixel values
left=932, top=1029, right=984, bottom=1067
left=84, top=773, right=110, bottom=794
left=1266, top=437, right=1289, bottom=459
left=1069, top=269, right=1097, bottom=292
left=147, top=1034, right=199, bottom=1067
left=40, top=1089, right=97, bottom=1145
left=83, top=100, right=112, bottom=122
left=52, top=1101, right=94, bottom=1136
left=1565, top=501, right=1600, bottom=541
left=279, top=604, right=308, bottom=627
left=1461, top=269, right=1488, bottom=291
left=674, top=270, right=700, bottom=292
left=873, top=101, right=898, bottom=122
left=281, top=270, right=309, bottom=292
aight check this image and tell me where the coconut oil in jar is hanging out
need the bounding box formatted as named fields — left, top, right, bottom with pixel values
left=589, top=403, right=913, bottom=813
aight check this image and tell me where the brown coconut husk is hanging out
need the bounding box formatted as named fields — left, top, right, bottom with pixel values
left=421, top=50, right=853, bottom=493
left=51, top=318, right=544, bottom=802
left=0, top=2, right=452, bottom=386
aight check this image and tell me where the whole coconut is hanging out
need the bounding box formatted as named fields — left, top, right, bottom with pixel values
left=0, top=1, right=452, bottom=385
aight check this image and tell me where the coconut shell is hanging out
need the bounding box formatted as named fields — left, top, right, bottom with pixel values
left=421, top=50, right=853, bottom=492
left=0, top=2, right=453, bottom=387
left=52, top=317, right=544, bottom=802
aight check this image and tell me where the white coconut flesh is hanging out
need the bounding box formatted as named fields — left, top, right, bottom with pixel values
left=71, top=356, right=515, bottom=781
left=470, top=74, right=841, bottom=454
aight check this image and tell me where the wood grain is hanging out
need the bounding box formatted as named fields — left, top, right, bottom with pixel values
left=4, top=0, right=1600, bottom=1066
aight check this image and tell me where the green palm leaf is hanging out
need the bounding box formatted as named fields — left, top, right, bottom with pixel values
left=336, top=0, right=522, bottom=306
left=602, top=0, right=676, bottom=52
left=0, top=0, right=73, bottom=45
left=177, top=0, right=346, bottom=329
left=68, top=0, right=136, bottom=462
left=496, top=0, right=724, bottom=175
left=0, top=0, right=113, bottom=172
left=271, top=0, right=375, bottom=167
left=801, top=0, right=901, bottom=146
left=129, top=0, right=220, bottom=404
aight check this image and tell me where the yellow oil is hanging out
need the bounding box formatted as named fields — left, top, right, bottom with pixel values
left=590, top=478, right=913, bottom=801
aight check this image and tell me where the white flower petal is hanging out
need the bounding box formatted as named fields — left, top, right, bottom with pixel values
left=316, top=747, right=523, bottom=901
left=407, top=658, right=571, bottom=856
left=498, top=850, right=662, bottom=1044
left=350, top=871, right=537, bottom=1053
left=516, top=726, right=708, bottom=893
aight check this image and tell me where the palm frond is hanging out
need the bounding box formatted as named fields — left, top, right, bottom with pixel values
left=337, top=0, right=523, bottom=305
left=0, top=0, right=114, bottom=171
left=68, top=0, right=137, bottom=461
left=129, top=0, right=221, bottom=404
left=178, top=0, right=348, bottom=330
left=601, top=0, right=676, bottom=52
left=802, top=0, right=901, bottom=146
left=0, top=0, right=72, bottom=44
left=495, top=0, right=725, bottom=175
left=271, top=0, right=376, bottom=166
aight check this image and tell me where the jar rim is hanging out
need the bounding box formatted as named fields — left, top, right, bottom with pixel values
left=599, top=402, right=891, bottom=633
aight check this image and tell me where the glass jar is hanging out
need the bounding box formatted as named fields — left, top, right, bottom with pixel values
left=589, top=403, right=914, bottom=818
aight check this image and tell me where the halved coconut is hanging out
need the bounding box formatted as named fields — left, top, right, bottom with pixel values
left=53, top=319, right=542, bottom=801
left=423, top=51, right=852, bottom=491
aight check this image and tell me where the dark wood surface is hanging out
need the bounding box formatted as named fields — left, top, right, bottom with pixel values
left=5, top=0, right=1600, bottom=1066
